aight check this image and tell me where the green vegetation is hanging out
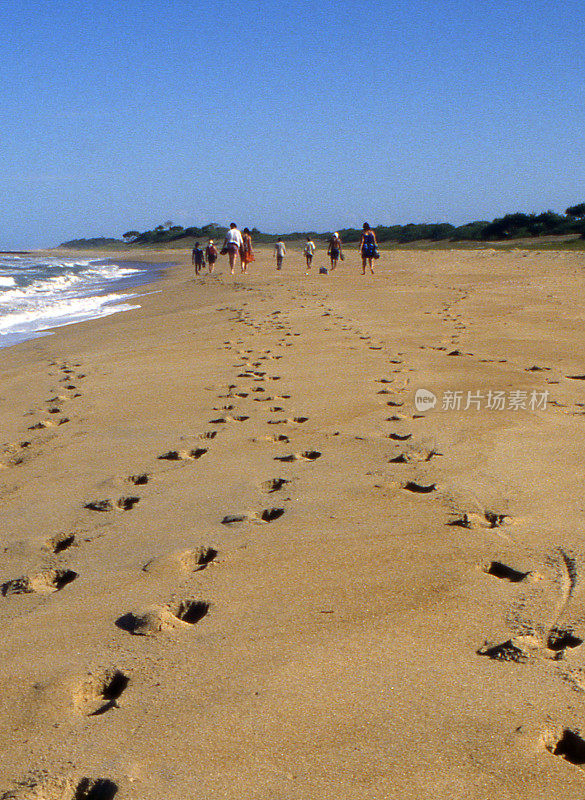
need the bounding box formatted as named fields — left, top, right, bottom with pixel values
left=58, top=237, right=125, bottom=249
left=60, top=203, right=585, bottom=250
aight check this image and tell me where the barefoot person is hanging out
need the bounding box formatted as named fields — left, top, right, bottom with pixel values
left=240, top=227, right=255, bottom=274
left=359, top=222, right=378, bottom=274
left=222, top=223, right=244, bottom=275
left=304, top=236, right=316, bottom=273
left=274, top=238, right=286, bottom=270
left=192, top=242, right=205, bottom=276
left=328, top=232, right=342, bottom=270
left=205, top=239, right=218, bottom=273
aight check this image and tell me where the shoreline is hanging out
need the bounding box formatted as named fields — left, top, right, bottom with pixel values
left=1, top=247, right=585, bottom=797
left=0, top=251, right=176, bottom=351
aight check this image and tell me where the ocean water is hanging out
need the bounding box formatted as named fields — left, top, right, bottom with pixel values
left=0, top=254, right=165, bottom=348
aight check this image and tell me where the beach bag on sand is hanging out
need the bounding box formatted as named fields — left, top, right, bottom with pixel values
left=319, top=267, right=328, bottom=274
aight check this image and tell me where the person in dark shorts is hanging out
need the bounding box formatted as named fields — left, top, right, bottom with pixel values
left=359, top=222, right=378, bottom=274
left=192, top=242, right=205, bottom=275
left=205, top=239, right=218, bottom=273
left=327, top=232, right=342, bottom=270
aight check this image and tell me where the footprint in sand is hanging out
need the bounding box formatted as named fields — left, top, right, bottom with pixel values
left=221, top=514, right=248, bottom=525
left=275, top=450, right=321, bottom=462
left=210, top=415, right=249, bottom=424
left=389, top=449, right=440, bottom=464
left=268, top=417, right=308, bottom=425
left=478, top=549, right=585, bottom=665
left=477, top=629, right=583, bottom=663
left=128, top=473, right=149, bottom=486
left=403, top=481, right=436, bottom=493
left=48, top=532, right=76, bottom=553
left=259, top=507, right=285, bottom=522
left=543, top=728, right=585, bottom=768
left=142, top=547, right=218, bottom=576
left=261, top=478, right=290, bottom=493
left=1, top=440, right=34, bottom=467
left=75, top=668, right=130, bottom=716
left=2, top=568, right=78, bottom=596
left=28, top=421, right=53, bottom=430
left=1, top=775, right=119, bottom=800
left=483, top=561, right=528, bottom=583
left=116, top=598, right=210, bottom=635
left=222, top=508, right=285, bottom=524
left=158, top=448, right=208, bottom=460
left=85, top=497, right=140, bottom=512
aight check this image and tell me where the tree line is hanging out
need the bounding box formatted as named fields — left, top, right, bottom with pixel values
left=61, top=203, right=585, bottom=248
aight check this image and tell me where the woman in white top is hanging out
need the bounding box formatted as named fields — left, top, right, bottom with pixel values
left=223, top=223, right=244, bottom=275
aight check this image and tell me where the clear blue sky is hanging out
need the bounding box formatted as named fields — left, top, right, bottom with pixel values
left=1, top=0, right=584, bottom=248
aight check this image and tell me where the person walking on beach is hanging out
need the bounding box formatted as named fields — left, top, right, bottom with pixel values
left=192, top=242, right=205, bottom=276
left=222, top=223, right=244, bottom=275
left=205, top=239, right=218, bottom=273
left=359, top=222, right=378, bottom=275
left=274, top=239, right=286, bottom=270
left=328, top=232, right=342, bottom=270
left=239, top=227, right=255, bottom=274
left=304, top=236, right=316, bottom=273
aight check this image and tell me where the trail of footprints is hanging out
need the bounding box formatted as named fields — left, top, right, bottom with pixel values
left=367, top=288, right=585, bottom=768
left=4, top=297, right=576, bottom=791
left=375, top=339, right=585, bottom=772
left=1, top=361, right=86, bottom=470
left=1, top=310, right=327, bottom=796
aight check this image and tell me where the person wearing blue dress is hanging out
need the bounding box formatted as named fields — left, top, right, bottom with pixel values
left=359, top=222, right=378, bottom=275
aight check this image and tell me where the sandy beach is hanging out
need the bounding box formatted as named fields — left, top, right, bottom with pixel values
left=2, top=245, right=585, bottom=799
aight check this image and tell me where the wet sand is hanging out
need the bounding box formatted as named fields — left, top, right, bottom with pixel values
left=2, top=245, right=585, bottom=799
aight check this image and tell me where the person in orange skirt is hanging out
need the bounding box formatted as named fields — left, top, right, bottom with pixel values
left=239, top=227, right=255, bottom=274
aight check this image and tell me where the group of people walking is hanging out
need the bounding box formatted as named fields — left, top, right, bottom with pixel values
left=192, top=222, right=379, bottom=276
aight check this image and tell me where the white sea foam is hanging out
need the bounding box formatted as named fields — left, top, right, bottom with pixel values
left=0, top=255, right=158, bottom=348
left=0, top=294, right=140, bottom=336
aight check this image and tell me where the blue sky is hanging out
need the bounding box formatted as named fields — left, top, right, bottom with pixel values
left=1, top=0, right=584, bottom=248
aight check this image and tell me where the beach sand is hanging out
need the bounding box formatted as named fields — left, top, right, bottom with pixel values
left=1, top=245, right=585, bottom=798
